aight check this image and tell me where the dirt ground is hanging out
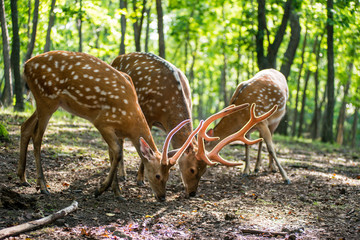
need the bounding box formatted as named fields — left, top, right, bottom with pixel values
left=0, top=112, right=359, bottom=239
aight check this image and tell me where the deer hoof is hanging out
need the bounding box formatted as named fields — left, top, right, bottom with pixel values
left=20, top=181, right=31, bottom=187
left=40, top=189, right=50, bottom=195
left=137, top=180, right=144, bottom=186
left=116, top=195, right=126, bottom=202
left=118, top=176, right=126, bottom=182
left=284, top=179, right=291, bottom=185
left=94, top=189, right=102, bottom=198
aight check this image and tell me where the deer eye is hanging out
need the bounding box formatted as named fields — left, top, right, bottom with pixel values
left=155, top=174, right=161, bottom=180
left=190, top=168, right=195, bottom=174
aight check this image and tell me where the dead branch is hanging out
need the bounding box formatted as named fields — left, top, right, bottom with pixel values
left=0, top=201, right=78, bottom=239
left=239, top=228, right=287, bottom=236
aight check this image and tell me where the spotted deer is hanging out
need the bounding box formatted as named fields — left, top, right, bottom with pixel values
left=111, top=52, right=278, bottom=197
left=206, top=69, right=291, bottom=184
left=18, top=51, right=204, bottom=202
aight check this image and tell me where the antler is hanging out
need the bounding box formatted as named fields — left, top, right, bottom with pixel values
left=206, top=103, right=278, bottom=165
left=195, top=103, right=250, bottom=166
left=161, top=119, right=204, bottom=166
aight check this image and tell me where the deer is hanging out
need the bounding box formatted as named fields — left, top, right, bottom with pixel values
left=18, top=50, right=207, bottom=202
left=111, top=52, right=278, bottom=197
left=206, top=69, right=291, bottom=184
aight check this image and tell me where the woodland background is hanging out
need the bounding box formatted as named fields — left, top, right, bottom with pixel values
left=0, top=0, right=359, bottom=147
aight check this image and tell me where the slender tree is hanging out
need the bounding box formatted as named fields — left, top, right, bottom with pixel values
left=351, top=106, right=359, bottom=148
left=44, top=0, right=56, bottom=52
left=321, top=0, right=335, bottom=143
left=220, top=3, right=228, bottom=106
left=24, top=0, right=39, bottom=62
left=119, top=0, right=127, bottom=55
left=144, top=4, right=151, bottom=52
left=292, top=27, right=308, bottom=136
left=132, top=0, right=147, bottom=52
left=0, top=0, right=12, bottom=106
left=277, top=3, right=301, bottom=135
left=336, top=62, right=353, bottom=145
left=256, top=0, right=292, bottom=69
left=309, top=33, right=324, bottom=139
left=77, top=0, right=83, bottom=52
left=156, top=0, right=165, bottom=58
left=10, top=0, right=24, bottom=111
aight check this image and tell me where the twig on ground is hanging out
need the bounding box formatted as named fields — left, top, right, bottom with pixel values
left=239, top=228, right=287, bottom=236
left=0, top=201, right=78, bottom=239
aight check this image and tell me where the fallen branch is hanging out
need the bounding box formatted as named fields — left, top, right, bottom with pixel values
left=239, top=228, right=287, bottom=236
left=0, top=201, right=78, bottom=239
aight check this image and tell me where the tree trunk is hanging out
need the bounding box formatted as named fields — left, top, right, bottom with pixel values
left=297, top=69, right=311, bottom=138
left=220, top=4, right=228, bottom=106
left=156, top=0, right=165, bottom=58
left=132, top=0, right=147, bottom=52
left=26, top=0, right=31, bottom=39
left=321, top=0, right=335, bottom=143
left=10, top=0, right=24, bottom=111
left=119, top=0, right=127, bottom=55
left=277, top=4, right=301, bottom=135
left=309, top=33, right=324, bottom=139
left=44, top=0, right=56, bottom=52
left=77, top=0, right=83, bottom=52
left=335, top=62, right=353, bottom=145
left=291, top=28, right=308, bottom=136
left=24, top=0, right=39, bottom=62
left=256, top=0, right=292, bottom=69
left=351, top=107, right=359, bottom=148
left=188, top=39, right=197, bottom=88
left=0, top=0, right=13, bottom=106
left=144, top=5, right=151, bottom=52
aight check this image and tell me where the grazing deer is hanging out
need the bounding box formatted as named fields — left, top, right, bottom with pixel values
left=111, top=52, right=278, bottom=197
left=18, top=51, right=203, bottom=202
left=206, top=69, right=291, bottom=184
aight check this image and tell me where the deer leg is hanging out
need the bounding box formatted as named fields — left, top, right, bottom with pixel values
left=32, top=110, right=53, bottom=194
left=95, top=127, right=122, bottom=197
left=243, top=144, right=251, bottom=175
left=136, top=162, right=145, bottom=186
left=111, top=139, right=126, bottom=200
left=267, top=151, right=276, bottom=173
left=254, top=140, right=263, bottom=173
left=18, top=112, right=38, bottom=186
left=259, top=124, right=290, bottom=184
left=117, top=140, right=126, bottom=181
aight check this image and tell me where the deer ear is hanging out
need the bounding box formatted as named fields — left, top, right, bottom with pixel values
left=139, top=137, right=155, bottom=161
left=207, top=129, right=214, bottom=137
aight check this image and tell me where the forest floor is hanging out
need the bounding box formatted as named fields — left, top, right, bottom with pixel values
left=0, top=111, right=359, bottom=240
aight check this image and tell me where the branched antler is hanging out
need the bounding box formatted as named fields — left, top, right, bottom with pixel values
left=195, top=103, right=250, bottom=166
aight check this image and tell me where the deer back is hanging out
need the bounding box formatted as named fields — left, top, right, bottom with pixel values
left=212, top=69, right=288, bottom=140
left=24, top=51, right=156, bottom=147
left=111, top=52, right=193, bottom=149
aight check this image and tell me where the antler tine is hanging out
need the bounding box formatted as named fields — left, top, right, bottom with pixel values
left=198, top=103, right=250, bottom=142
left=168, top=120, right=204, bottom=165
left=207, top=103, right=278, bottom=166
left=161, top=119, right=191, bottom=165
left=195, top=103, right=250, bottom=166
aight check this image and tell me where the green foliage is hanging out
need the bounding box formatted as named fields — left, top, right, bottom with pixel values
left=0, top=123, right=10, bottom=142
left=0, top=0, right=359, bottom=147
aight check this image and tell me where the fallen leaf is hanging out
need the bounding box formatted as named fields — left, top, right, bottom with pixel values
left=106, top=213, right=115, bottom=217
